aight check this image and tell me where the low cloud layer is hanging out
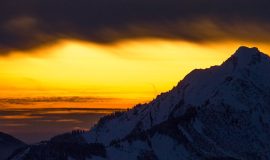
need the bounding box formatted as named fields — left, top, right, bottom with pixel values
left=1, top=0, right=270, bottom=54
left=0, top=97, right=114, bottom=104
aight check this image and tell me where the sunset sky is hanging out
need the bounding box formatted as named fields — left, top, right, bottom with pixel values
left=1, top=0, right=270, bottom=108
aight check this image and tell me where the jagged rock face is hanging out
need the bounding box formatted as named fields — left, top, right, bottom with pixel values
left=0, top=132, right=26, bottom=160
left=10, top=46, right=270, bottom=160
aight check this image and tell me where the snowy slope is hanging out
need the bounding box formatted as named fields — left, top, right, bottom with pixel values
left=10, top=46, right=270, bottom=160
left=83, top=46, right=270, bottom=142
left=0, top=132, right=26, bottom=160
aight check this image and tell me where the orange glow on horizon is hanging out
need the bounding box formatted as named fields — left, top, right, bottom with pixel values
left=1, top=38, right=270, bottom=108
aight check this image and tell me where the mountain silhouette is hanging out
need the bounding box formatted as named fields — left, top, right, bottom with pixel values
left=0, top=132, right=26, bottom=160
left=9, top=46, right=270, bottom=160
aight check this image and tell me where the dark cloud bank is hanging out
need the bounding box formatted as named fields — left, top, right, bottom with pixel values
left=1, top=0, right=270, bottom=54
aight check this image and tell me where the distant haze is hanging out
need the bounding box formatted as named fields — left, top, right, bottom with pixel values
left=0, top=106, right=123, bottom=143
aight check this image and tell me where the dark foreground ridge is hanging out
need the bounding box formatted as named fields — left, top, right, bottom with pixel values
left=0, top=132, right=26, bottom=160
left=8, top=46, right=270, bottom=160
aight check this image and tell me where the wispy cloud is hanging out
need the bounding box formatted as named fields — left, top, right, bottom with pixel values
left=0, top=96, right=115, bottom=104
left=1, top=123, right=28, bottom=127
left=38, top=119, right=81, bottom=123
left=0, top=115, right=44, bottom=119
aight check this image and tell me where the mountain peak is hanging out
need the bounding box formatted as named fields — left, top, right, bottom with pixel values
left=234, top=46, right=260, bottom=58
left=235, top=46, right=259, bottom=53
left=225, top=46, right=265, bottom=69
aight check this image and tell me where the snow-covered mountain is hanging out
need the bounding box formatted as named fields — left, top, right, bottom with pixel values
left=0, top=132, right=26, bottom=160
left=9, top=46, right=270, bottom=160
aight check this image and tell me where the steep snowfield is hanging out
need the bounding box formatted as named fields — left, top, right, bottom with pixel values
left=0, top=132, right=26, bottom=160
left=10, top=46, right=270, bottom=160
